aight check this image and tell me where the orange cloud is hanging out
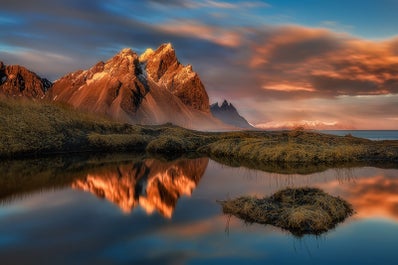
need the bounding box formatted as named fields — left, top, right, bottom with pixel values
left=249, top=26, right=342, bottom=67
left=157, top=20, right=242, bottom=47
left=248, top=25, right=398, bottom=97
left=262, top=83, right=315, bottom=92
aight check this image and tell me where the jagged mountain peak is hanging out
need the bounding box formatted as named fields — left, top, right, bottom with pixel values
left=118, top=47, right=135, bottom=57
left=144, top=43, right=179, bottom=82
left=139, top=48, right=154, bottom=62
left=221, top=99, right=234, bottom=109
left=213, top=99, right=236, bottom=111
left=1, top=44, right=231, bottom=129
left=105, top=48, right=140, bottom=73
left=139, top=43, right=176, bottom=65
left=0, top=62, right=52, bottom=98
left=47, top=46, right=149, bottom=116
left=147, top=43, right=175, bottom=61
left=157, top=42, right=174, bottom=54
left=45, top=43, right=226, bottom=129
left=142, top=43, right=209, bottom=112
left=211, top=99, right=254, bottom=129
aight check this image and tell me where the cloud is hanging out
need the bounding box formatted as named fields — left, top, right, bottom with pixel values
left=156, top=20, right=243, bottom=47
left=319, top=20, right=354, bottom=32
left=0, top=1, right=397, bottom=128
left=147, top=0, right=198, bottom=8
left=247, top=25, right=398, bottom=98
left=147, top=0, right=270, bottom=9
left=235, top=94, right=398, bottom=129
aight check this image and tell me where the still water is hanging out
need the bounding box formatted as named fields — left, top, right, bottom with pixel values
left=0, top=155, right=397, bottom=264
left=318, top=130, right=398, bottom=141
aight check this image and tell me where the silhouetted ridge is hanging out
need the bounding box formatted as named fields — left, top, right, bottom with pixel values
left=211, top=99, right=253, bottom=129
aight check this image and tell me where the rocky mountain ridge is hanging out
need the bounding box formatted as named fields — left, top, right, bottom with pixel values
left=46, top=43, right=224, bottom=129
left=0, top=61, right=52, bottom=98
left=1, top=44, right=252, bottom=130
left=210, top=100, right=254, bottom=129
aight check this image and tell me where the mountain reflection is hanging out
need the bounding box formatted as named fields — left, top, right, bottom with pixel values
left=72, top=158, right=209, bottom=218
left=1, top=154, right=397, bottom=222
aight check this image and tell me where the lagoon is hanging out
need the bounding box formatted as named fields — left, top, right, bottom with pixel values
left=318, top=130, right=398, bottom=140
left=0, top=155, right=397, bottom=264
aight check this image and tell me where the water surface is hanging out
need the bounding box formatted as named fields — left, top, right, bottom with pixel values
left=0, top=155, right=397, bottom=264
left=318, top=130, right=398, bottom=140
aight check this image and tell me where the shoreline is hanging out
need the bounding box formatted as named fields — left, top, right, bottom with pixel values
left=2, top=98, right=398, bottom=164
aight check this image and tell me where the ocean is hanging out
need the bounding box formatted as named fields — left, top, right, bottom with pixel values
left=318, top=130, right=398, bottom=141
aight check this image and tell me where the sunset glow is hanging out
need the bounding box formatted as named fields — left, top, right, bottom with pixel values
left=321, top=175, right=398, bottom=221
left=1, top=0, right=397, bottom=129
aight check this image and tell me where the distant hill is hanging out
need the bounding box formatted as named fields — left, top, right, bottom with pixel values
left=210, top=100, right=254, bottom=129
left=255, top=120, right=354, bottom=130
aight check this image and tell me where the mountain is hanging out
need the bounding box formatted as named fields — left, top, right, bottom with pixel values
left=72, top=158, right=208, bottom=218
left=142, top=43, right=209, bottom=112
left=210, top=100, right=254, bottom=129
left=255, top=120, right=354, bottom=130
left=47, top=43, right=227, bottom=130
left=0, top=61, right=52, bottom=98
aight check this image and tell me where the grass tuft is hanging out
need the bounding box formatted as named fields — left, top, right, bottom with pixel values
left=219, top=187, right=354, bottom=236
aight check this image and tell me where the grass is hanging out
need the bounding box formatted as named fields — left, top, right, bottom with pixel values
left=198, top=129, right=398, bottom=167
left=219, top=187, right=354, bottom=236
left=1, top=97, right=398, bottom=166
left=0, top=97, right=139, bottom=156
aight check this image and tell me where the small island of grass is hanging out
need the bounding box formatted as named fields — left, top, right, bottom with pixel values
left=219, top=187, right=354, bottom=236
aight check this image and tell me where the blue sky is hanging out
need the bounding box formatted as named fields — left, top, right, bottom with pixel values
left=261, top=0, right=398, bottom=39
left=1, top=0, right=398, bottom=129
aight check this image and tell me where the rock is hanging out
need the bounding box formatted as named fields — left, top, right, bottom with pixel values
left=47, top=48, right=150, bottom=116
left=1, top=44, right=230, bottom=130
left=0, top=62, right=52, bottom=98
left=142, top=43, right=210, bottom=112
left=47, top=43, right=226, bottom=129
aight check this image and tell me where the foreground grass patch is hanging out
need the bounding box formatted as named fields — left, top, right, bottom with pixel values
left=219, top=187, right=354, bottom=236
left=1, top=98, right=397, bottom=165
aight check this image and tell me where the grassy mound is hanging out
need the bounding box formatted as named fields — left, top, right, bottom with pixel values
left=0, top=98, right=141, bottom=156
left=199, top=129, right=398, bottom=164
left=219, top=187, right=354, bottom=236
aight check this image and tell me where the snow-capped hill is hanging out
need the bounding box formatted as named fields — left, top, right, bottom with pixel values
left=255, top=120, right=349, bottom=130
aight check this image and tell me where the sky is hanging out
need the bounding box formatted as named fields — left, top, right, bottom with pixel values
left=1, top=0, right=398, bottom=129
